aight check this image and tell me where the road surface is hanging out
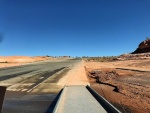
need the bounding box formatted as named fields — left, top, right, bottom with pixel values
left=0, top=59, right=81, bottom=113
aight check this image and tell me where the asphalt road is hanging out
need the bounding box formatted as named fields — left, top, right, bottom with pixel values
left=0, top=59, right=81, bottom=113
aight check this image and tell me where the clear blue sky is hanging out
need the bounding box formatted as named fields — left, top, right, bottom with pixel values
left=0, top=0, right=150, bottom=57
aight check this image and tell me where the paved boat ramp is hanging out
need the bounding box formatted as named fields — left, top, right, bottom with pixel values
left=53, top=85, right=121, bottom=113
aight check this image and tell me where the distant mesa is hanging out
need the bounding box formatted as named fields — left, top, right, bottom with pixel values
left=132, top=38, right=150, bottom=54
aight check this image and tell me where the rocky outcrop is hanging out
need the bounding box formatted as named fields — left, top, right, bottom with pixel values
left=132, top=39, right=150, bottom=54
left=89, top=70, right=120, bottom=83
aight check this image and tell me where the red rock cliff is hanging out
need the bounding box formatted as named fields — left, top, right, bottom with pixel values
left=132, top=39, right=150, bottom=54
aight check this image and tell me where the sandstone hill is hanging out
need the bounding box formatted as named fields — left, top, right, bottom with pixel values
left=132, top=39, right=150, bottom=54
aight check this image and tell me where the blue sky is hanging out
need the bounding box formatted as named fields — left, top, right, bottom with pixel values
left=0, top=0, right=150, bottom=57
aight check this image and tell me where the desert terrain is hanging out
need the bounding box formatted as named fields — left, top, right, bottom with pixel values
left=0, top=53, right=150, bottom=113
left=0, top=56, right=52, bottom=68
left=84, top=58, right=150, bottom=113
left=0, top=56, right=70, bottom=68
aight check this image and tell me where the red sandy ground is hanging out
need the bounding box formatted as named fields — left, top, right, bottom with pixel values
left=0, top=56, right=56, bottom=68
left=84, top=59, right=150, bottom=113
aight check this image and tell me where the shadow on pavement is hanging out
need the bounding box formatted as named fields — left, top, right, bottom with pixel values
left=0, top=86, right=6, bottom=112
left=45, top=89, right=63, bottom=113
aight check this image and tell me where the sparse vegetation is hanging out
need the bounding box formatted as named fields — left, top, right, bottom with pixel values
left=0, top=61, right=8, bottom=63
left=82, top=56, right=117, bottom=62
left=45, top=55, right=52, bottom=57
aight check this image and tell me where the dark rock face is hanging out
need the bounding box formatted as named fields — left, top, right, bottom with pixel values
left=132, top=39, right=150, bottom=54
